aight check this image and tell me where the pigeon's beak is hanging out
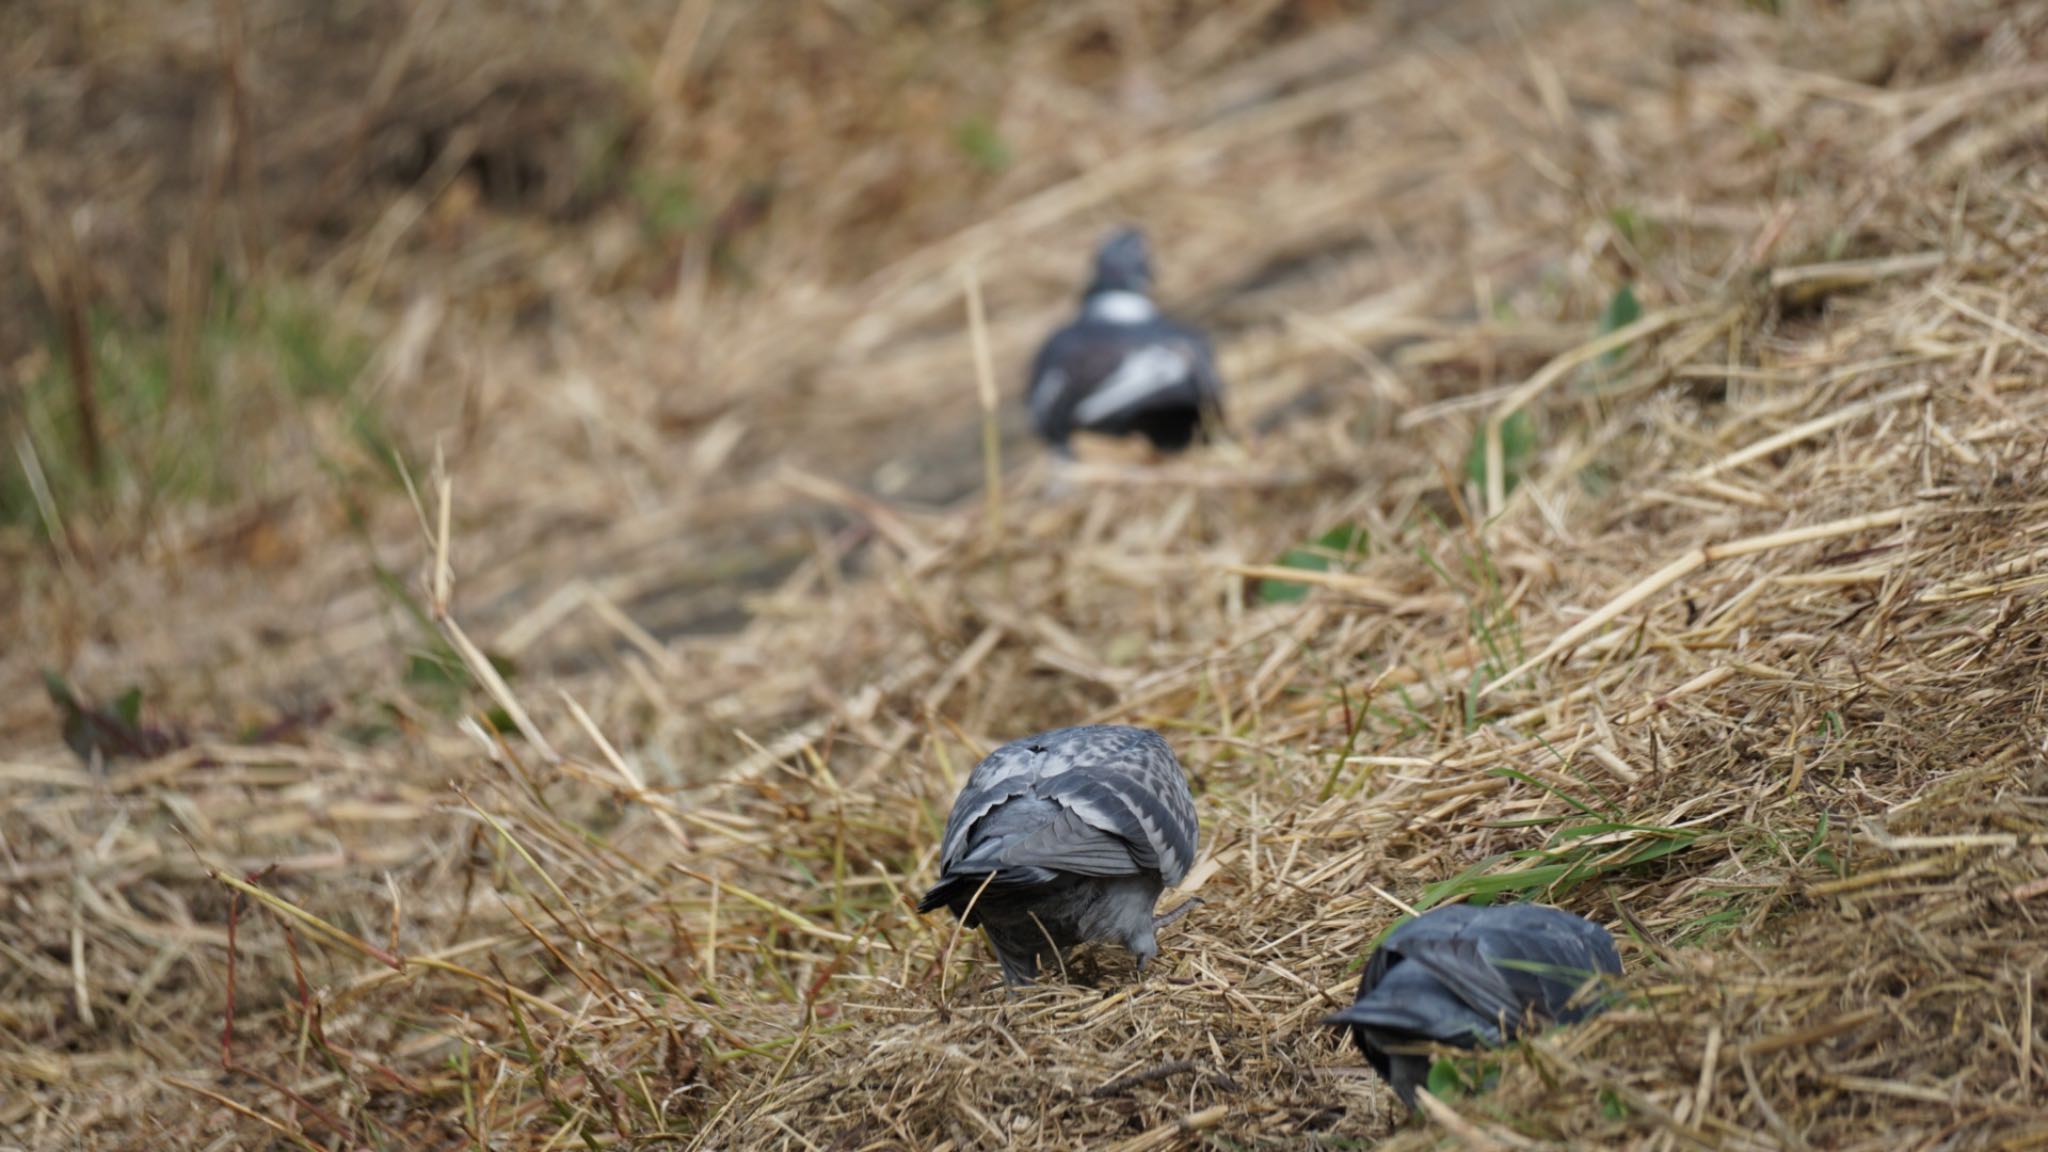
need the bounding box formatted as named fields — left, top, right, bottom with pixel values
left=1320, top=1007, right=1365, bottom=1029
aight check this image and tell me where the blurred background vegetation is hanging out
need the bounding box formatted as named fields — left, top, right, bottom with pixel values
left=4, top=0, right=1350, bottom=544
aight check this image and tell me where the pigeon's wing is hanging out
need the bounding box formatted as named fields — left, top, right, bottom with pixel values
left=1490, top=903, right=1624, bottom=975
left=934, top=724, right=1117, bottom=870
left=934, top=753, right=1043, bottom=874
left=1033, top=726, right=1198, bottom=886
left=1385, top=933, right=1528, bottom=1029
left=1026, top=328, right=1080, bottom=434
left=1029, top=327, right=1141, bottom=440
left=1327, top=906, right=1523, bottom=1033
left=1392, top=907, right=1619, bottom=1035
left=934, top=726, right=1196, bottom=886
left=1068, top=341, right=1197, bottom=427
left=1030, top=323, right=1202, bottom=439
left=1342, top=904, right=1486, bottom=994
left=1474, top=906, right=1623, bottom=1022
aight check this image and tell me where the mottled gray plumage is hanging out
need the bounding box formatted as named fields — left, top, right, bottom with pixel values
left=1027, top=228, right=1225, bottom=455
left=917, top=725, right=1199, bottom=986
left=1324, top=904, right=1622, bottom=1110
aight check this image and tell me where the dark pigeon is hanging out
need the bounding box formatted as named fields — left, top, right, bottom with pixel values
left=1323, top=903, right=1623, bottom=1110
left=918, top=725, right=1200, bottom=986
left=1026, top=228, right=1225, bottom=457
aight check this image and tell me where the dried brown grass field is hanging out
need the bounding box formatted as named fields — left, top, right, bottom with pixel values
left=4, top=1, right=2048, bottom=1149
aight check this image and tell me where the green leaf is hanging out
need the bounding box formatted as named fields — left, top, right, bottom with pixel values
left=1620, top=836, right=1696, bottom=866
left=113, top=687, right=144, bottom=729
left=1488, top=767, right=1609, bottom=819
left=1803, top=812, right=1831, bottom=858
left=1463, top=409, right=1537, bottom=498
left=42, top=671, right=78, bottom=710
left=954, top=116, right=1010, bottom=173
left=1312, top=524, right=1367, bottom=553
left=630, top=166, right=699, bottom=240
left=1270, top=560, right=1323, bottom=593
left=1258, top=578, right=1312, bottom=605
left=1546, top=820, right=1669, bottom=843
left=1425, top=1055, right=1501, bottom=1101
left=1601, top=283, right=1641, bottom=336
left=1599, top=1087, right=1629, bottom=1120
left=1418, top=861, right=1578, bottom=909
left=43, top=672, right=180, bottom=764
left=405, top=651, right=465, bottom=688
left=1607, top=205, right=1644, bottom=248
left=1257, top=524, right=1368, bottom=603
left=1426, top=1058, right=1468, bottom=1100
left=1598, top=284, right=1642, bottom=369
left=483, top=706, right=524, bottom=739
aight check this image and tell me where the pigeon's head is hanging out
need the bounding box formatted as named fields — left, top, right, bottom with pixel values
left=1087, top=227, right=1154, bottom=297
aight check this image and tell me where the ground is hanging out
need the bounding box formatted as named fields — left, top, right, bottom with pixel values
left=3, top=1, right=2047, bottom=1149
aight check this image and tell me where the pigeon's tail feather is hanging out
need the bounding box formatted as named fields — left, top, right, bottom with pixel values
left=947, top=794, right=1141, bottom=878
left=1045, top=767, right=1196, bottom=887
left=990, top=806, right=1143, bottom=877
left=1326, top=958, right=1501, bottom=1048
left=1323, top=1001, right=1443, bottom=1038
left=916, top=865, right=1060, bottom=914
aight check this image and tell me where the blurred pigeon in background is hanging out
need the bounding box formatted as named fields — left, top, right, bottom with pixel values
left=1027, top=228, right=1225, bottom=458
left=1324, top=903, right=1623, bottom=1110
left=918, top=725, right=1200, bottom=986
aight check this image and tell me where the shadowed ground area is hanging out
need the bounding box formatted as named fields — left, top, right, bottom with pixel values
left=4, top=1, right=2047, bottom=1148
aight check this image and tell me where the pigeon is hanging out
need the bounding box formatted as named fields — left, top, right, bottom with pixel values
left=1323, top=903, right=1623, bottom=1110
left=1026, top=228, right=1225, bottom=457
left=917, top=724, right=1200, bottom=986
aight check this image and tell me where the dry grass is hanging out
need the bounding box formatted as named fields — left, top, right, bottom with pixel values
left=5, top=1, right=2048, bottom=1149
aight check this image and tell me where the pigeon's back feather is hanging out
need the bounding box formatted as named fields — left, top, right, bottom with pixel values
left=1327, top=904, right=1622, bottom=1107
left=1030, top=321, right=1219, bottom=449
left=934, top=724, right=1197, bottom=888
left=917, top=725, right=1200, bottom=983
left=1026, top=228, right=1224, bottom=453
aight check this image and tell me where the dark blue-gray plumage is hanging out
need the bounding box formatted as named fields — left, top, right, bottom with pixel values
left=1027, top=228, right=1225, bottom=456
left=1324, top=904, right=1623, bottom=1110
left=917, top=725, right=1199, bottom=986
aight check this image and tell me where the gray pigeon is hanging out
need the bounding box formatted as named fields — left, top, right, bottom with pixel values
left=1026, top=228, right=1225, bottom=457
left=1323, top=903, right=1623, bottom=1110
left=917, top=725, right=1199, bottom=986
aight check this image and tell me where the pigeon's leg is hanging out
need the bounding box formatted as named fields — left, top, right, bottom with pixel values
left=1153, top=896, right=1204, bottom=930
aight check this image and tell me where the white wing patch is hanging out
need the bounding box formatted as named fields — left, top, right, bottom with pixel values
left=1072, top=344, right=1189, bottom=426
left=1084, top=291, right=1158, bottom=325
left=1030, top=367, right=1068, bottom=421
